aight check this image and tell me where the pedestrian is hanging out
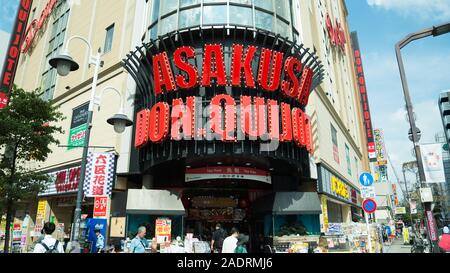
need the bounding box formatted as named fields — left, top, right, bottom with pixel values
left=130, top=226, right=149, bottom=253
left=235, top=234, right=249, bottom=253
left=402, top=226, right=409, bottom=245
left=222, top=227, right=239, bottom=253
left=318, top=233, right=328, bottom=253
left=33, top=222, right=64, bottom=253
left=95, top=229, right=105, bottom=253
left=438, top=226, right=450, bottom=253
left=211, top=223, right=227, bottom=253
left=384, top=225, right=392, bottom=245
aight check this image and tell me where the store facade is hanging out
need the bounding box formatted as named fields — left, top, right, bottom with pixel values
left=317, top=164, right=363, bottom=231
left=121, top=0, right=326, bottom=252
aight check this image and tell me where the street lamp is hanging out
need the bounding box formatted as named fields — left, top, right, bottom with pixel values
left=395, top=21, right=450, bottom=253
left=395, top=22, right=450, bottom=183
left=49, top=36, right=133, bottom=245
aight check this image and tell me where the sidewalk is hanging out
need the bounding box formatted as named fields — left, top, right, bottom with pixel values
left=383, top=238, right=412, bottom=253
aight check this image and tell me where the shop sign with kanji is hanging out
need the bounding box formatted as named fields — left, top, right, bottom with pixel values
left=84, top=152, right=116, bottom=197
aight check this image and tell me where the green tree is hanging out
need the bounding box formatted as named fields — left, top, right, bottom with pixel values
left=0, top=86, right=64, bottom=253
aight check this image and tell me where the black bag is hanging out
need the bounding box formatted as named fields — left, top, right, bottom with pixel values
left=41, top=240, right=60, bottom=253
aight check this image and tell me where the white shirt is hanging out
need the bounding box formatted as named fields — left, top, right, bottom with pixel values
left=222, top=235, right=238, bottom=253
left=33, top=235, right=64, bottom=253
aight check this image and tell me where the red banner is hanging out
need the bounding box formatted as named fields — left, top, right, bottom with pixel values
left=0, top=0, right=34, bottom=109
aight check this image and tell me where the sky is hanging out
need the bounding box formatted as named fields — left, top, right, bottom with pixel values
left=0, top=0, right=449, bottom=196
left=346, top=0, right=450, bottom=197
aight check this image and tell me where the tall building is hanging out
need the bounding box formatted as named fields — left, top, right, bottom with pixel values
left=8, top=0, right=371, bottom=251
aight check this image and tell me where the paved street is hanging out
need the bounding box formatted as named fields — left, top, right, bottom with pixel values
left=383, top=239, right=412, bottom=253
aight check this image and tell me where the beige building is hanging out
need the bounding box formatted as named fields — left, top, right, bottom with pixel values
left=297, top=0, right=371, bottom=230
left=12, top=0, right=146, bottom=250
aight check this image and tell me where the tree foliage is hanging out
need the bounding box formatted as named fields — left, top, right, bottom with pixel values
left=0, top=86, right=64, bottom=252
left=0, top=86, right=64, bottom=199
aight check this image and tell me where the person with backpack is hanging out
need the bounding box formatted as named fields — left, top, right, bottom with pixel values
left=438, top=226, right=450, bottom=253
left=33, top=222, right=64, bottom=253
left=211, top=223, right=227, bottom=253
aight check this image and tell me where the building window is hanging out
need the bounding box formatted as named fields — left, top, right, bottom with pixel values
left=354, top=156, right=359, bottom=177
left=327, top=200, right=343, bottom=223
left=104, top=24, right=115, bottom=54
left=147, top=0, right=296, bottom=40
left=331, top=124, right=339, bottom=164
left=345, top=144, right=351, bottom=176
left=41, top=2, right=70, bottom=101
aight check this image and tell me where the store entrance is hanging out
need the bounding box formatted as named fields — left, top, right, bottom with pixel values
left=183, top=188, right=253, bottom=247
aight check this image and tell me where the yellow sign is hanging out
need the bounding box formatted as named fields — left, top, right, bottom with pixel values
left=321, top=196, right=329, bottom=230
left=395, top=207, right=406, bottom=215
left=36, top=200, right=48, bottom=219
left=331, top=176, right=349, bottom=199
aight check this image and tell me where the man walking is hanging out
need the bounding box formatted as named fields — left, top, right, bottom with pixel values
left=130, top=226, right=149, bottom=253
left=211, top=224, right=227, bottom=253
left=222, top=227, right=239, bottom=253
left=33, top=222, right=64, bottom=253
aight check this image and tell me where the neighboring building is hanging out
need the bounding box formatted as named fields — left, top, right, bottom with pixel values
left=11, top=0, right=145, bottom=250
left=299, top=0, right=369, bottom=230
left=434, top=132, right=450, bottom=224
left=10, top=0, right=371, bottom=252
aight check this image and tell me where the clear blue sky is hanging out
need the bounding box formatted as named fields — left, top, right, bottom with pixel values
left=1, top=0, right=450, bottom=196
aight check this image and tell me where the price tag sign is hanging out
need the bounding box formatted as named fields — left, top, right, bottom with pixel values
left=93, top=196, right=108, bottom=218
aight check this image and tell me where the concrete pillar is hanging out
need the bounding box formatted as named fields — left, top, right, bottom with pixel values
left=142, top=174, right=153, bottom=190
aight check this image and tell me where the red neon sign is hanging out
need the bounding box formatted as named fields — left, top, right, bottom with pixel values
left=21, top=0, right=58, bottom=54
left=326, top=14, right=346, bottom=53
left=0, top=0, right=34, bottom=109
left=151, top=43, right=314, bottom=106
left=135, top=95, right=314, bottom=152
left=135, top=42, right=316, bottom=153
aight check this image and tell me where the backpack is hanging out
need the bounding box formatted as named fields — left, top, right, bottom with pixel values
left=41, top=240, right=60, bottom=253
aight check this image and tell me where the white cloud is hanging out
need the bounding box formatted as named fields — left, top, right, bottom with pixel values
left=367, top=0, right=450, bottom=21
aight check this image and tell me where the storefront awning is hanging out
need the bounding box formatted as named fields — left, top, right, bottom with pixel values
left=126, top=189, right=185, bottom=216
left=251, top=192, right=322, bottom=215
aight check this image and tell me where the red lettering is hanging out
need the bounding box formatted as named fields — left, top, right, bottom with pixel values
left=281, top=57, right=302, bottom=99
left=230, top=44, right=257, bottom=88
left=171, top=97, right=196, bottom=140
left=280, top=103, right=293, bottom=142
left=258, top=48, right=284, bottom=91
left=153, top=52, right=176, bottom=95
left=202, top=44, right=227, bottom=87
left=173, top=46, right=198, bottom=89
left=134, top=109, right=150, bottom=148
left=210, top=94, right=236, bottom=142
left=297, top=67, right=314, bottom=106
left=267, top=99, right=279, bottom=141
left=148, top=102, right=170, bottom=143
left=240, top=96, right=266, bottom=139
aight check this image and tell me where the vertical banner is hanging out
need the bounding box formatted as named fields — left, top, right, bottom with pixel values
left=410, top=201, right=417, bottom=214
left=84, top=152, right=116, bottom=197
left=68, top=103, right=89, bottom=150
left=0, top=0, right=34, bottom=109
left=420, top=144, right=445, bottom=183
left=374, top=129, right=388, bottom=166
left=321, top=195, right=329, bottom=231
left=351, top=32, right=376, bottom=162
left=426, top=211, right=438, bottom=241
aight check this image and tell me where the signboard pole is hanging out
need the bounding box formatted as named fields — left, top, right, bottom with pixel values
left=365, top=212, right=373, bottom=253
